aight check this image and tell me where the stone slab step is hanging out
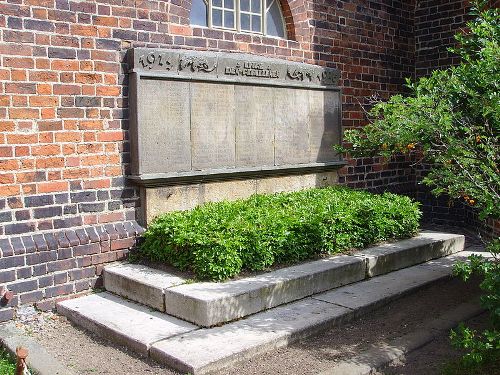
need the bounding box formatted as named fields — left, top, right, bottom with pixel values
left=56, top=292, right=198, bottom=356
left=103, top=263, right=185, bottom=312
left=149, top=250, right=478, bottom=375
left=164, top=254, right=365, bottom=327
left=101, top=232, right=464, bottom=327
left=354, top=231, right=465, bottom=277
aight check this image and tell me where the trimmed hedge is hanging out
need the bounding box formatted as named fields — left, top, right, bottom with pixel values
left=139, top=187, right=421, bottom=281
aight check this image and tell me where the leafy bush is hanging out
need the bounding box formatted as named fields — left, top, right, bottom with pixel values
left=139, top=186, right=421, bottom=280
left=451, top=239, right=500, bottom=367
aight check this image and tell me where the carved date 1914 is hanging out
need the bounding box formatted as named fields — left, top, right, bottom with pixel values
left=138, top=52, right=173, bottom=70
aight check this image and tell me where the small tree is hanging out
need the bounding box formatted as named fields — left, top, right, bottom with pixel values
left=336, top=0, right=499, bottom=368
left=336, top=1, right=499, bottom=220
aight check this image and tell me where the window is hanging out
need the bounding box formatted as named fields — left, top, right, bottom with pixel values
left=190, top=0, right=287, bottom=38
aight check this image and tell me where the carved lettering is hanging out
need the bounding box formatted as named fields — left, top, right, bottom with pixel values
left=224, top=62, right=279, bottom=79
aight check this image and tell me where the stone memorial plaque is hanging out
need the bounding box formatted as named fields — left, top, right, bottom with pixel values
left=274, top=88, right=310, bottom=165
left=127, top=48, right=343, bottom=186
left=190, top=82, right=236, bottom=170
left=135, top=79, right=191, bottom=174
left=234, top=85, right=275, bottom=168
left=309, top=90, right=341, bottom=162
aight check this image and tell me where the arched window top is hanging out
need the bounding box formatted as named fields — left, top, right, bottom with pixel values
left=190, top=0, right=287, bottom=38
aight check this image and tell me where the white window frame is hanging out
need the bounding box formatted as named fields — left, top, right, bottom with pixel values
left=202, top=0, right=286, bottom=38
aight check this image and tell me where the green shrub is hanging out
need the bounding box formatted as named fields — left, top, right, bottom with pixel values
left=139, top=186, right=421, bottom=281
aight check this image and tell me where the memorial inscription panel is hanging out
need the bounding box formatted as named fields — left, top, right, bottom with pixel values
left=128, top=48, right=343, bottom=185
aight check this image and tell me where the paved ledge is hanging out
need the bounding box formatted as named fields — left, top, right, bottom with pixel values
left=0, top=323, right=75, bottom=375
left=103, top=263, right=186, bottom=312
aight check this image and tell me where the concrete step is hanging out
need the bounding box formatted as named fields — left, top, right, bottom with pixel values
left=104, top=232, right=464, bottom=327
left=57, top=250, right=483, bottom=375
left=56, top=292, right=198, bottom=356
left=103, top=263, right=186, bottom=312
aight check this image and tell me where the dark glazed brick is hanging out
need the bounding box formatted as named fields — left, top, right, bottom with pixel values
left=15, top=210, right=31, bottom=221
left=16, top=267, right=32, bottom=279
left=25, top=195, right=53, bottom=207
left=75, top=96, right=100, bottom=107
left=93, top=226, right=108, bottom=242
left=79, top=202, right=105, bottom=212
left=0, top=270, right=16, bottom=283
left=73, top=243, right=100, bottom=256
left=24, top=19, right=55, bottom=32
left=75, top=228, right=90, bottom=244
left=38, top=275, right=54, bottom=288
left=0, top=211, right=12, bottom=222
left=47, top=259, right=77, bottom=273
left=32, top=234, right=48, bottom=251
left=26, top=251, right=57, bottom=266
left=103, top=224, right=119, bottom=240
left=34, top=206, right=62, bottom=219
left=53, top=216, right=83, bottom=229
left=21, top=236, right=36, bottom=253
left=65, top=230, right=80, bottom=246
left=45, top=284, right=73, bottom=298
left=55, top=232, right=70, bottom=248
left=123, top=221, right=136, bottom=237
left=0, top=256, right=24, bottom=269
left=10, top=237, right=25, bottom=255
left=20, top=291, right=43, bottom=304
left=7, top=279, right=37, bottom=293
left=114, top=223, right=127, bottom=239
left=57, top=247, right=73, bottom=259
left=0, top=238, right=14, bottom=256
left=7, top=17, right=22, bottom=29
left=75, top=280, right=90, bottom=292
left=54, top=272, right=68, bottom=285
left=86, top=227, right=100, bottom=243
left=70, top=191, right=96, bottom=203
left=0, top=308, right=15, bottom=322
left=44, top=233, right=58, bottom=250
left=5, top=222, right=35, bottom=235
left=96, top=38, right=121, bottom=50
left=48, top=47, right=76, bottom=59
left=55, top=193, right=69, bottom=204
left=33, top=264, right=47, bottom=276
left=132, top=221, right=145, bottom=235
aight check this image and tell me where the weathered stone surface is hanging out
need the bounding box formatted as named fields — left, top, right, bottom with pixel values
left=103, top=263, right=186, bottom=311
left=128, top=48, right=340, bottom=88
left=141, top=171, right=338, bottom=224
left=150, top=298, right=352, bottom=375
left=353, top=232, right=465, bottom=277
left=234, top=85, right=275, bottom=167
left=309, top=90, right=342, bottom=162
left=274, top=88, right=310, bottom=165
left=190, top=82, right=236, bottom=170
left=57, top=292, right=197, bottom=355
left=134, top=79, right=191, bottom=175
left=163, top=255, right=365, bottom=327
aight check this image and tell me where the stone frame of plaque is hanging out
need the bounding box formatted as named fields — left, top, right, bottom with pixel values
left=127, top=48, right=345, bottom=187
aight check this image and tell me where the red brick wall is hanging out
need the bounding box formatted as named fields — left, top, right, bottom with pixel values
left=0, top=0, right=473, bottom=321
